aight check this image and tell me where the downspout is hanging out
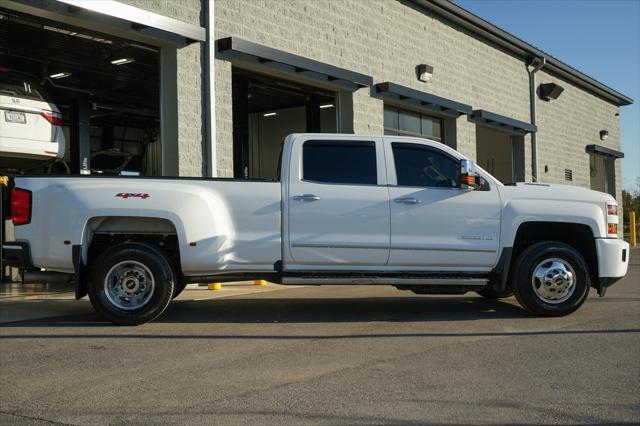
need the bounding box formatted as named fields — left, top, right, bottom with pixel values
left=204, top=0, right=217, bottom=177
left=527, top=57, right=546, bottom=181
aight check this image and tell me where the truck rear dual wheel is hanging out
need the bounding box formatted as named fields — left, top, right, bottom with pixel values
left=512, top=241, right=590, bottom=317
left=88, top=243, right=176, bottom=326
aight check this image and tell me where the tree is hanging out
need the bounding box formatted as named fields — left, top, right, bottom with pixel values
left=622, top=177, right=640, bottom=225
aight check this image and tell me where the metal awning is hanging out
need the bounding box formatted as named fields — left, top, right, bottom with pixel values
left=586, top=144, right=624, bottom=159
left=57, top=0, right=206, bottom=42
left=2, top=0, right=206, bottom=45
left=217, top=37, right=373, bottom=91
left=373, top=82, right=472, bottom=117
left=470, top=110, right=536, bottom=134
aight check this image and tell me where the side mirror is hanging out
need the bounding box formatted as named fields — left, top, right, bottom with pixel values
left=459, top=159, right=483, bottom=190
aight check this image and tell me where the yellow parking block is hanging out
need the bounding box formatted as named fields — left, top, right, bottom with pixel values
left=255, top=279, right=268, bottom=286
left=208, top=282, right=222, bottom=290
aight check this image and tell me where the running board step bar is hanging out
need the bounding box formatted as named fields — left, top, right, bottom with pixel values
left=281, top=277, right=489, bottom=285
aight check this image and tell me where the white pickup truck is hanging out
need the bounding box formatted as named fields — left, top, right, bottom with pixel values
left=3, top=134, right=630, bottom=325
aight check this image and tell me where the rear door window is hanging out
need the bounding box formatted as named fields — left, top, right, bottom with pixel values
left=303, top=140, right=377, bottom=185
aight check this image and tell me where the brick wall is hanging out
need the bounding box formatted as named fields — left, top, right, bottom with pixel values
left=536, top=70, right=622, bottom=202
left=212, top=0, right=623, bottom=198
left=213, top=0, right=533, bottom=176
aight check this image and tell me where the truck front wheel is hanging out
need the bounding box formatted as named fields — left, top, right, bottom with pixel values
left=512, top=241, right=590, bottom=317
left=88, top=243, right=176, bottom=325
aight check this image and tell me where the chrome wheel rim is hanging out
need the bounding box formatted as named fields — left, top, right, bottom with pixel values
left=531, top=257, right=576, bottom=304
left=104, top=261, right=155, bottom=310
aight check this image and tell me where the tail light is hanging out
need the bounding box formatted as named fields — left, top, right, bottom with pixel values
left=11, top=188, right=31, bottom=225
left=40, top=110, right=63, bottom=126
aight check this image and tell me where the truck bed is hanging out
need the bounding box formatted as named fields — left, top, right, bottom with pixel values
left=12, top=175, right=282, bottom=274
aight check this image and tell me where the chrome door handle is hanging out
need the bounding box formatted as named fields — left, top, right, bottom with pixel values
left=293, top=194, right=321, bottom=202
left=394, top=197, right=421, bottom=205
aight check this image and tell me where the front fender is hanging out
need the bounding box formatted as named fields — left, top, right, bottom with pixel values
left=500, top=199, right=604, bottom=248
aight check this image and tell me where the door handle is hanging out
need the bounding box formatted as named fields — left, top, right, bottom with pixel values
left=292, top=194, right=321, bottom=202
left=394, top=197, right=421, bottom=205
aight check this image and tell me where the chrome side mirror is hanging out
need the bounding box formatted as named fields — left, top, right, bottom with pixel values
left=459, top=159, right=482, bottom=190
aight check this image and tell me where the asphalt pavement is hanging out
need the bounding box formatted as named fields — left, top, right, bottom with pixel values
left=1, top=251, right=639, bottom=425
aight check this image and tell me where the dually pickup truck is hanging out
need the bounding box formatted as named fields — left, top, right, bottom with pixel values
left=3, top=134, right=630, bottom=325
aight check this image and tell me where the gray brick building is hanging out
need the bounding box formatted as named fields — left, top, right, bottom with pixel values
left=0, top=0, right=633, bottom=204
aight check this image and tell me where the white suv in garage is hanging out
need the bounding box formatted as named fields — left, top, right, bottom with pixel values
left=0, top=68, right=66, bottom=170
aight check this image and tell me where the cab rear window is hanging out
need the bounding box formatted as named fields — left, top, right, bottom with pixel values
left=303, top=140, right=377, bottom=185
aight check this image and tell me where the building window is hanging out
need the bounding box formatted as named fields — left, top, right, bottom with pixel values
left=303, top=140, right=377, bottom=185
left=383, top=106, right=442, bottom=142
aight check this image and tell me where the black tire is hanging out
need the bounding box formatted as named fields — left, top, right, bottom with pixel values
left=88, top=242, right=176, bottom=325
left=512, top=241, right=590, bottom=317
left=172, top=279, right=188, bottom=299
left=476, top=286, right=513, bottom=299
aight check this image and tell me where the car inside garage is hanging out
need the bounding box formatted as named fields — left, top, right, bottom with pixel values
left=0, top=7, right=160, bottom=176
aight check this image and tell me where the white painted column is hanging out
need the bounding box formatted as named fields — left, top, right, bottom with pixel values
left=205, top=0, right=217, bottom=176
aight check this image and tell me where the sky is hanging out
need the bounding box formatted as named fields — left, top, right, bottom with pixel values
left=454, top=0, right=640, bottom=192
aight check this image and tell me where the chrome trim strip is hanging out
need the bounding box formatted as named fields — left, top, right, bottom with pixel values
left=291, top=243, right=389, bottom=250
left=282, top=277, right=489, bottom=285
left=391, top=246, right=497, bottom=253
left=292, top=243, right=496, bottom=253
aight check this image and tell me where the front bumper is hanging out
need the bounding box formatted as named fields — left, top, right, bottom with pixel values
left=1, top=242, right=32, bottom=269
left=594, top=238, right=630, bottom=295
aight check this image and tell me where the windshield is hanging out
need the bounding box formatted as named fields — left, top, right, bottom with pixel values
left=0, top=71, right=47, bottom=101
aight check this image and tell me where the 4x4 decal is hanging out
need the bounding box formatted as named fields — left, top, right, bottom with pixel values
left=115, top=193, right=150, bottom=199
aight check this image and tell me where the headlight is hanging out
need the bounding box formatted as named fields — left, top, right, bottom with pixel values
left=607, top=203, right=619, bottom=237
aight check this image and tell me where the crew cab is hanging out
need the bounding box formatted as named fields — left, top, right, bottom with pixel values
left=3, top=134, right=630, bottom=325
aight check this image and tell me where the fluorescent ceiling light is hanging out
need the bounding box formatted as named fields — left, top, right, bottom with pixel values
left=110, top=58, right=135, bottom=65
left=50, top=72, right=71, bottom=79
left=319, top=104, right=334, bottom=109
left=263, top=112, right=277, bottom=117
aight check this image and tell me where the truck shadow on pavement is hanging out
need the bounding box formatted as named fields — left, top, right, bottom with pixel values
left=1, top=294, right=636, bottom=331
left=161, top=296, right=531, bottom=324
left=1, top=295, right=638, bottom=340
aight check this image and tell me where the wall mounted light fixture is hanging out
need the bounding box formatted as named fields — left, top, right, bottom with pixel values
left=539, top=82, right=564, bottom=101
left=600, top=130, right=609, bottom=141
left=417, top=64, right=433, bottom=83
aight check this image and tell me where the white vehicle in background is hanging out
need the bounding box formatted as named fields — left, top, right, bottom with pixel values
left=0, top=68, right=66, bottom=171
